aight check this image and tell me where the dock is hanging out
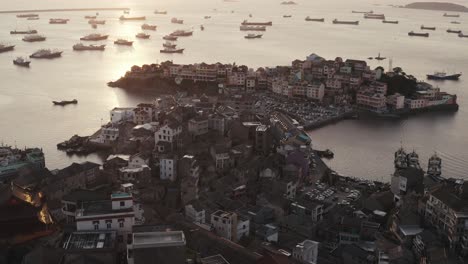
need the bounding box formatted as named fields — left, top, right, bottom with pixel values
left=0, top=7, right=130, bottom=14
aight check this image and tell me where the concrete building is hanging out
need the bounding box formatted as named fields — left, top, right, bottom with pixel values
left=154, top=120, right=182, bottom=146
left=306, top=82, right=325, bottom=101
left=110, top=107, right=135, bottom=124
left=160, top=156, right=177, bottom=181
left=387, top=93, right=405, bottom=110
left=62, top=230, right=118, bottom=264
left=210, top=210, right=250, bottom=242
left=405, top=98, right=427, bottom=109
left=61, top=189, right=108, bottom=223
left=185, top=203, right=206, bottom=224
left=188, top=116, right=209, bottom=136
left=127, top=230, right=186, bottom=264
left=293, top=240, right=319, bottom=264
left=356, top=89, right=387, bottom=112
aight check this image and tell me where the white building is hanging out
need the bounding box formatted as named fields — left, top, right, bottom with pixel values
left=160, top=156, right=177, bottom=181
left=76, top=193, right=135, bottom=241
left=293, top=240, right=319, bottom=264
left=387, top=93, right=405, bottom=110
left=155, top=121, right=182, bottom=145
left=188, top=116, right=209, bottom=136
left=91, top=124, right=119, bottom=144
left=111, top=107, right=135, bottom=124
left=185, top=204, right=206, bottom=224
left=210, top=210, right=250, bottom=242
left=129, top=154, right=149, bottom=169
left=405, top=98, right=427, bottom=109
left=306, top=83, right=325, bottom=101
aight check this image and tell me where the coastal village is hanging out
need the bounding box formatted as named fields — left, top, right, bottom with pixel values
left=0, top=54, right=465, bottom=264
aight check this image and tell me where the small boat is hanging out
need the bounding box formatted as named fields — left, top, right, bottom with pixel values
left=22, top=35, right=46, bottom=42
left=136, top=32, right=150, bottom=39
left=10, top=29, right=38, bottom=34
left=171, top=18, right=184, bottom=24
left=88, top=19, right=106, bottom=25
left=154, top=10, right=168, bottom=15
left=84, top=15, right=97, bottom=19
left=163, top=41, right=177, bottom=48
left=382, top=20, right=398, bottom=24
left=141, top=24, right=157, bottom=30
left=13, top=57, right=31, bottom=67
left=249, top=14, right=252, bottom=18
left=408, top=31, right=429, bottom=37
left=240, top=25, right=266, bottom=31
left=160, top=47, right=184, bottom=53
left=283, top=15, right=292, bottom=18
left=92, top=24, right=97, bottom=29
left=119, top=16, right=146, bottom=21
left=80, top=34, right=109, bottom=41
left=459, top=33, right=468, bottom=38
left=368, top=57, right=373, bottom=60
left=204, top=16, right=211, bottom=19
left=447, top=29, right=462, bottom=34
left=317, top=149, right=334, bottom=159
left=451, top=21, right=461, bottom=24
left=333, top=19, right=359, bottom=25
left=30, top=49, right=63, bottom=59
left=170, top=30, right=193, bottom=37
left=17, top=14, right=39, bottom=18
left=27, top=17, right=40, bottom=20
left=73, top=43, right=105, bottom=51
left=427, top=72, right=461, bottom=80
left=375, top=53, right=386, bottom=60
left=124, top=10, right=130, bottom=14
left=53, top=99, right=78, bottom=106
left=114, top=39, right=133, bottom=46
left=245, top=33, right=262, bottom=39
left=352, top=10, right=373, bottom=14
left=241, top=20, right=272, bottom=26
left=0, top=44, right=15, bottom=53
left=305, top=17, right=325, bottom=22
left=49, top=18, right=69, bottom=24
left=421, top=25, right=436, bottom=30
left=201, top=25, right=205, bottom=31
left=364, top=13, right=385, bottom=20
left=281, top=1, right=297, bottom=5
left=443, top=13, right=460, bottom=18
left=163, top=35, right=178, bottom=41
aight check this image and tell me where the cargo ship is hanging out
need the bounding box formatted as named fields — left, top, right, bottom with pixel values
left=240, top=25, right=266, bottom=31
left=420, top=25, right=436, bottom=30
left=333, top=19, right=359, bottom=25
left=22, top=34, right=46, bottom=42
left=119, top=16, right=146, bottom=21
left=0, top=44, right=15, bottom=53
left=170, top=30, right=193, bottom=37
left=10, top=29, right=38, bottom=34
left=408, top=31, right=429, bottom=37
left=114, top=39, right=133, bottom=46
left=241, top=20, right=272, bottom=26
left=427, top=72, right=461, bottom=80
left=305, top=17, right=324, bottom=22
left=136, top=32, right=150, bottom=39
left=49, top=18, right=69, bottom=24
left=13, top=57, right=31, bottom=67
left=73, top=43, right=106, bottom=51
left=382, top=20, right=398, bottom=24
left=364, top=13, right=385, bottom=20
left=160, top=47, right=184, bottom=53
left=30, top=49, right=63, bottom=59
left=447, top=29, right=461, bottom=34
left=141, top=24, right=157, bottom=30
left=80, top=34, right=109, bottom=41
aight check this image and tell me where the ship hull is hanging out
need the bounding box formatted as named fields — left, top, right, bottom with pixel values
left=30, top=52, right=62, bottom=59
left=23, top=38, right=46, bottom=42
left=80, top=36, right=108, bottom=41
left=13, top=60, right=31, bottom=67
left=160, top=49, right=184, bottom=53
left=0, top=46, right=15, bottom=53
left=427, top=74, right=461, bottom=80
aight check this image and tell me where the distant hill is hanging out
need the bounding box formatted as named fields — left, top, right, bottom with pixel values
left=405, top=2, right=468, bottom=12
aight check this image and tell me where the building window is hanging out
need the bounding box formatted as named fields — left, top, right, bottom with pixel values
left=120, top=201, right=125, bottom=207
left=106, top=220, right=112, bottom=229
left=93, top=220, right=99, bottom=230
left=118, top=219, right=125, bottom=228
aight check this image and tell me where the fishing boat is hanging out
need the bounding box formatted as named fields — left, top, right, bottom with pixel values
left=163, top=41, right=177, bottom=48
left=352, top=10, right=373, bottom=14
left=80, top=34, right=109, bottom=41
left=408, top=31, right=429, bottom=37
left=88, top=19, right=106, bottom=25
left=53, top=99, right=78, bottom=106
left=364, top=13, right=385, bottom=20
left=160, top=47, right=184, bottom=53
left=427, top=72, right=461, bottom=80
left=73, top=43, right=106, bottom=51
left=13, top=57, right=31, bottom=67
left=333, top=19, right=359, bottom=25
left=201, top=25, right=205, bottom=31
left=204, top=16, right=211, bottom=19
left=114, top=39, right=133, bottom=46
left=10, top=29, right=38, bottom=34
left=30, top=49, right=63, bottom=59
left=305, top=17, right=324, bottom=22
left=447, top=29, right=462, bottom=34
left=49, top=18, right=69, bottom=24
left=170, top=30, right=193, bottom=37
left=141, top=24, right=157, bottom=30
left=163, top=35, right=178, bottom=41
left=420, top=25, right=436, bottom=30
left=84, top=15, right=97, bottom=19
left=283, top=15, right=292, bottom=18
left=241, top=20, right=272, bottom=26
left=17, top=14, right=39, bottom=18
left=22, top=35, right=46, bottom=42
left=245, top=33, right=262, bottom=39
left=119, top=16, right=146, bottom=21
left=154, top=10, right=168, bottom=15
left=382, top=20, right=398, bottom=24
left=27, top=17, right=40, bottom=20
left=451, top=21, right=461, bottom=24
left=240, top=25, right=266, bottom=31
left=171, top=18, right=184, bottom=24
left=136, top=32, right=150, bottom=39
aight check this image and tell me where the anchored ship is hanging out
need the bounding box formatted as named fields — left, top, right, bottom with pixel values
left=13, top=57, right=31, bottom=67
left=141, top=24, right=157, bottom=30
left=160, top=47, right=184, bottom=53
left=305, top=17, right=325, bottom=22
left=136, top=32, right=150, bottom=39
left=80, top=34, right=109, bottom=41
left=0, top=44, right=15, bottom=53
left=119, top=16, right=146, bottom=21
left=30, top=49, right=63, bottom=59
left=426, top=72, right=461, bottom=80
left=333, top=19, right=359, bottom=25
left=22, top=35, right=46, bottom=42
left=53, top=99, right=78, bottom=106
left=241, top=20, right=272, bottom=26
left=73, top=43, right=106, bottom=51
left=245, top=33, right=262, bottom=39
left=10, top=29, right=38, bottom=34
left=408, top=31, right=429, bottom=37
left=171, top=18, right=184, bottom=24
left=114, top=39, right=133, bottom=46
left=88, top=19, right=106, bottom=25
left=170, top=30, right=193, bottom=37
left=240, top=25, right=266, bottom=31
left=49, top=18, right=69, bottom=24
left=382, top=20, right=398, bottom=24
left=420, top=25, right=436, bottom=30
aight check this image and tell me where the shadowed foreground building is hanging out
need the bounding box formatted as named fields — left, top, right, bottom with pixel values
left=127, top=230, right=186, bottom=264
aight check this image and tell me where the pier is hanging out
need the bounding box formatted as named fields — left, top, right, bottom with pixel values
left=0, top=7, right=130, bottom=14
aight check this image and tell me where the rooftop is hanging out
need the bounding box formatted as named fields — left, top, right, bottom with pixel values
left=63, top=231, right=116, bottom=250
left=201, top=254, right=231, bottom=264
left=132, top=231, right=186, bottom=248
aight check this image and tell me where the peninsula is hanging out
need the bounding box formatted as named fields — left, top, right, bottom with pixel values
left=404, top=2, right=468, bottom=12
